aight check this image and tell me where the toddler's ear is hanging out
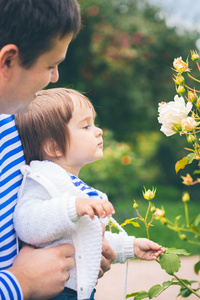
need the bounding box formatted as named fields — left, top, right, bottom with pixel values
left=43, top=138, right=62, bottom=158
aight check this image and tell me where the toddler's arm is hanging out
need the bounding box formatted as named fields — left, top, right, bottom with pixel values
left=134, top=238, right=164, bottom=260
left=76, top=198, right=115, bottom=220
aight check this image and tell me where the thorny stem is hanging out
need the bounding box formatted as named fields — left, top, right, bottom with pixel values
left=148, top=213, right=154, bottom=227
left=185, top=84, right=200, bottom=93
left=136, top=209, right=144, bottom=221
left=173, top=274, right=200, bottom=298
left=183, top=130, right=200, bottom=135
left=155, top=282, right=176, bottom=298
left=136, top=205, right=151, bottom=240
left=187, top=72, right=200, bottom=83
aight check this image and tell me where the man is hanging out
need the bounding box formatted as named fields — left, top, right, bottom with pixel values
left=0, top=1, right=116, bottom=299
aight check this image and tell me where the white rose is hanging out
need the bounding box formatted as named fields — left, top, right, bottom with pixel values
left=158, top=95, right=193, bottom=136
left=181, top=117, right=197, bottom=132
left=160, top=124, right=176, bottom=136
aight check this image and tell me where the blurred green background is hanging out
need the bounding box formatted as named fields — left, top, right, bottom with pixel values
left=49, top=0, right=200, bottom=254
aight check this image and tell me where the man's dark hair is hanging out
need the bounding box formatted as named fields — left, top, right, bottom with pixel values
left=0, top=0, right=81, bottom=68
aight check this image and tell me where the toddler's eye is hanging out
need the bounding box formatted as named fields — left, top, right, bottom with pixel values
left=83, top=125, right=89, bottom=129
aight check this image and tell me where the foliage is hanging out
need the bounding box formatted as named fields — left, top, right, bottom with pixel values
left=52, top=0, right=198, bottom=141
left=48, top=0, right=200, bottom=189
left=122, top=52, right=200, bottom=299
left=112, top=187, right=200, bottom=299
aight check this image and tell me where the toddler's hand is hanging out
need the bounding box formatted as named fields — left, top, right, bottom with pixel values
left=76, top=198, right=115, bottom=220
left=134, top=238, right=165, bottom=261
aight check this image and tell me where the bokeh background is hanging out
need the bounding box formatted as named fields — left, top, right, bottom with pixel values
left=49, top=0, right=200, bottom=254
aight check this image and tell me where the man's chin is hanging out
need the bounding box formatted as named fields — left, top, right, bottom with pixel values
left=0, top=104, right=28, bottom=114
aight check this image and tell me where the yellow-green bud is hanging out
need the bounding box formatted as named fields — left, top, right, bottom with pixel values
left=196, top=97, right=200, bottom=108
left=133, top=201, right=139, bottom=209
left=177, top=85, right=185, bottom=96
left=187, top=134, right=196, bottom=143
left=150, top=204, right=156, bottom=213
left=191, top=50, right=199, bottom=62
left=143, top=187, right=156, bottom=201
left=160, top=217, right=167, bottom=225
left=179, top=234, right=187, bottom=241
left=188, top=91, right=197, bottom=103
left=173, top=74, right=185, bottom=85
left=182, top=192, right=190, bottom=202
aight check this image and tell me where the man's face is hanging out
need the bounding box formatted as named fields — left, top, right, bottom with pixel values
left=1, top=34, right=73, bottom=114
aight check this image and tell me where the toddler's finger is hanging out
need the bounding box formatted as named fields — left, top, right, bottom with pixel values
left=86, top=206, right=95, bottom=220
left=102, top=201, right=115, bottom=217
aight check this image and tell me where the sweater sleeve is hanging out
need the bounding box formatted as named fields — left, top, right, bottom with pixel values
left=105, top=231, right=135, bottom=263
left=13, top=176, right=79, bottom=247
left=0, top=271, right=23, bottom=300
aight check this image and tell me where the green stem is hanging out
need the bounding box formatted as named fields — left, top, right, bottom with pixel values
left=187, top=73, right=200, bottom=83
left=146, top=225, right=150, bottom=240
left=145, top=202, right=151, bottom=223
left=173, top=274, right=200, bottom=298
left=187, top=240, right=200, bottom=246
left=184, top=202, right=189, bottom=227
left=155, top=282, right=175, bottom=298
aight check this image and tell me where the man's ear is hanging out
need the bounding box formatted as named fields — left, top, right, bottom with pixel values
left=43, top=138, right=63, bottom=158
left=0, top=44, right=19, bottom=79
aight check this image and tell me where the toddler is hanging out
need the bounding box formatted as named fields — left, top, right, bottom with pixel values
left=14, top=88, right=164, bottom=300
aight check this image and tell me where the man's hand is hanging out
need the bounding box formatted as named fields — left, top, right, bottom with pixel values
left=134, top=238, right=164, bottom=261
left=98, top=223, right=116, bottom=279
left=9, top=244, right=75, bottom=299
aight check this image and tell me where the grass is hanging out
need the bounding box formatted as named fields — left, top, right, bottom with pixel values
left=109, top=192, right=200, bottom=256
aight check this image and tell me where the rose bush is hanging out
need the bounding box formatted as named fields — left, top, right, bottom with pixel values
left=115, top=51, right=200, bottom=299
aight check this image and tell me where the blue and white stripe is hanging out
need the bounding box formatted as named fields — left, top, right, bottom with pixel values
left=0, top=114, right=24, bottom=299
left=70, top=175, right=103, bottom=199
left=0, top=271, right=23, bottom=300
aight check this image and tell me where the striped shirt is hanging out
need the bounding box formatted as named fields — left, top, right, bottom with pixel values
left=0, top=114, right=24, bottom=299
left=70, top=174, right=103, bottom=199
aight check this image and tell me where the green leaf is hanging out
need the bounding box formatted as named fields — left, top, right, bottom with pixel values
left=175, top=215, right=182, bottom=221
left=130, top=221, right=140, bottom=227
left=126, top=291, right=148, bottom=300
left=193, top=170, right=200, bottom=174
left=175, top=156, right=188, bottom=173
left=126, top=292, right=138, bottom=299
left=165, top=248, right=191, bottom=256
left=148, top=285, right=163, bottom=299
left=162, top=280, right=178, bottom=287
left=194, top=260, right=200, bottom=275
left=187, top=152, right=196, bottom=164
left=122, top=219, right=140, bottom=227
left=189, top=214, right=200, bottom=227
left=159, top=253, right=181, bottom=275
left=178, top=285, right=192, bottom=298
left=162, top=281, right=173, bottom=287
left=190, top=225, right=199, bottom=236
left=134, top=292, right=149, bottom=300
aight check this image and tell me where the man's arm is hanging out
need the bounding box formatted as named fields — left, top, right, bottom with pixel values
left=6, top=244, right=75, bottom=300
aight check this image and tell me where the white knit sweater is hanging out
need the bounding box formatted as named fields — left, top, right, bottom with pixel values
left=14, top=160, right=135, bottom=300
